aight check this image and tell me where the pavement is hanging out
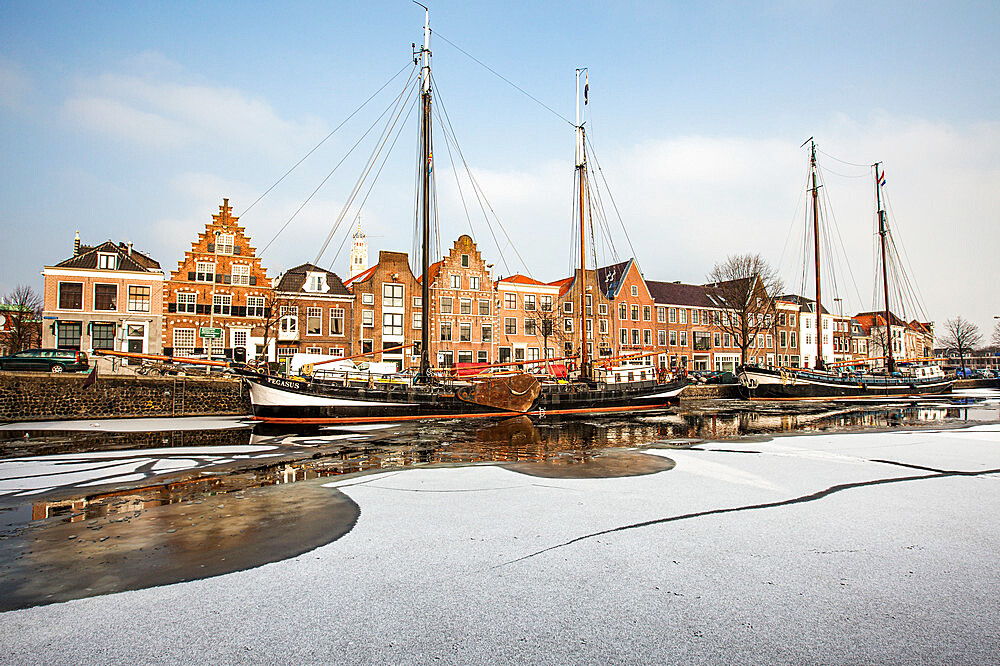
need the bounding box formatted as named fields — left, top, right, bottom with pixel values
left=1, top=424, right=998, bottom=664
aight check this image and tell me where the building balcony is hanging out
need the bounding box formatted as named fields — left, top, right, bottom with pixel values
left=278, top=329, right=299, bottom=342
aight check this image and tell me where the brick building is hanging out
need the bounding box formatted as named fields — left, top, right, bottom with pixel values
left=42, top=235, right=163, bottom=357
left=645, top=279, right=744, bottom=372
left=163, top=199, right=273, bottom=361
left=597, top=259, right=656, bottom=365
left=495, top=274, right=562, bottom=367
left=273, top=263, right=354, bottom=363
left=343, top=250, right=423, bottom=371
left=425, top=235, right=495, bottom=368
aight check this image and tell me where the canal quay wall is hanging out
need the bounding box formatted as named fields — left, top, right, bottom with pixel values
left=0, top=372, right=251, bottom=422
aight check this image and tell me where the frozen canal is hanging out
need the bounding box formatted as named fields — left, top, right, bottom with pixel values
left=1, top=391, right=999, bottom=664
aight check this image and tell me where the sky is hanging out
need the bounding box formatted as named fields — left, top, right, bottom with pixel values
left=2, top=1, right=998, bottom=340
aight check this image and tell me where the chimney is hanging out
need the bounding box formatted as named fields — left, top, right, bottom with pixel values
left=74, top=231, right=80, bottom=256
left=127, top=241, right=133, bottom=256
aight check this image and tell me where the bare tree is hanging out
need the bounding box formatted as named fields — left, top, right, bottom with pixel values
left=706, top=254, right=784, bottom=366
left=0, top=284, right=42, bottom=354
left=992, top=320, right=1000, bottom=350
left=939, top=316, right=982, bottom=374
left=256, top=289, right=290, bottom=366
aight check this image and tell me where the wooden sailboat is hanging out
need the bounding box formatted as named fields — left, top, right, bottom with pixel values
left=235, top=11, right=689, bottom=423
left=737, top=143, right=953, bottom=399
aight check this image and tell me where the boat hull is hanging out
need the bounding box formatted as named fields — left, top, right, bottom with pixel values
left=737, top=366, right=955, bottom=400
left=240, top=371, right=688, bottom=423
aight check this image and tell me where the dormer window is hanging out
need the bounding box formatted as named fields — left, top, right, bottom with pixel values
left=308, top=272, right=327, bottom=292
left=98, top=253, right=117, bottom=270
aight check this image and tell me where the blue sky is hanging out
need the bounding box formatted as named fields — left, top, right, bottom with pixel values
left=2, top=1, right=998, bottom=336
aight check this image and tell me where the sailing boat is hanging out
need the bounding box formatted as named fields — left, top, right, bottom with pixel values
left=235, top=11, right=689, bottom=424
left=737, top=143, right=953, bottom=399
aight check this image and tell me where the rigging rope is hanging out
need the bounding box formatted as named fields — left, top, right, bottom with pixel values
left=434, top=31, right=573, bottom=127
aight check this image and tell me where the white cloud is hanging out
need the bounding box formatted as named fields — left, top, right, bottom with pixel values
left=61, top=57, right=327, bottom=158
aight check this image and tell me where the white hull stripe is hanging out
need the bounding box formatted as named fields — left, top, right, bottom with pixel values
left=249, top=381, right=417, bottom=408
left=740, top=370, right=951, bottom=390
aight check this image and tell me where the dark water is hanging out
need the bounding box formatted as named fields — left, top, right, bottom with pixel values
left=0, top=391, right=997, bottom=610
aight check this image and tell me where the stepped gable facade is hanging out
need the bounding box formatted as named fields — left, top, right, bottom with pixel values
left=274, top=263, right=354, bottom=361
left=163, top=198, right=273, bottom=361
left=598, top=259, right=657, bottom=364
left=426, top=235, right=496, bottom=368
left=42, top=235, right=164, bottom=357
left=343, top=250, right=422, bottom=371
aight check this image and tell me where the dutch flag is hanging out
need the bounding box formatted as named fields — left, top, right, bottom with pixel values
left=878, top=171, right=886, bottom=187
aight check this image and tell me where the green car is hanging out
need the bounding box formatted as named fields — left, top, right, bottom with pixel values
left=0, top=348, right=90, bottom=373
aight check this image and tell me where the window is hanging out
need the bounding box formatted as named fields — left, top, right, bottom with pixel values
left=98, top=253, right=117, bottom=270
left=172, top=328, right=195, bottom=355
left=305, top=346, right=321, bottom=354
left=643, top=305, right=651, bottom=321
left=441, top=297, right=453, bottom=314
left=658, top=330, right=666, bottom=346
left=504, top=293, right=517, bottom=309
left=440, top=322, right=452, bottom=341
left=505, top=317, right=517, bottom=335
left=643, top=329, right=652, bottom=345
left=216, top=233, right=234, bottom=255
left=620, top=328, right=628, bottom=345
left=362, top=310, right=374, bottom=327
left=413, top=313, right=421, bottom=329
left=478, top=299, right=490, bottom=315
left=498, top=347, right=511, bottom=363
left=524, top=294, right=536, bottom=311
left=362, top=292, right=375, bottom=305
left=585, top=295, right=593, bottom=316
left=564, top=318, right=573, bottom=333
left=457, top=350, right=473, bottom=364
left=383, top=313, right=403, bottom=336
left=680, top=309, right=687, bottom=325
left=823, top=318, right=829, bottom=330
left=619, top=303, right=627, bottom=320
left=470, top=276, right=480, bottom=290
left=307, top=307, right=322, bottom=335
left=177, top=293, right=196, bottom=314
left=461, top=254, right=469, bottom=267
left=724, top=333, right=731, bottom=347
left=766, top=334, right=773, bottom=348
left=231, top=265, right=250, bottom=286
left=127, top=285, right=150, bottom=312
left=277, top=347, right=297, bottom=357
left=413, top=296, right=422, bottom=307
left=477, top=351, right=488, bottom=364
left=330, top=308, right=345, bottom=335
left=482, top=324, right=492, bottom=342
left=91, top=323, right=115, bottom=350
left=460, top=298, right=472, bottom=315
left=693, top=331, right=712, bottom=350
left=791, top=332, right=797, bottom=347
left=309, top=274, right=326, bottom=292
left=527, top=348, right=540, bottom=361
left=679, top=331, right=687, bottom=346
left=586, top=319, right=593, bottom=333
left=450, top=274, right=461, bottom=289
left=234, top=330, right=248, bottom=350
left=540, top=295, right=553, bottom=312
left=692, top=310, right=700, bottom=325
left=459, top=323, right=471, bottom=342
left=631, top=285, right=638, bottom=297
left=383, top=283, right=403, bottom=307
left=212, top=294, right=231, bottom=315
left=563, top=301, right=572, bottom=313
left=247, top=296, right=265, bottom=318
left=58, top=282, right=83, bottom=310
left=329, top=347, right=345, bottom=357
left=94, top=284, right=117, bottom=311
left=631, top=329, right=640, bottom=345
left=599, top=319, right=608, bottom=334
left=714, top=333, right=721, bottom=347
left=657, top=307, right=666, bottom=323
left=668, top=307, right=677, bottom=323
left=631, top=305, right=640, bottom=321
left=525, top=319, right=536, bottom=336
left=440, top=351, right=453, bottom=367
left=196, top=262, right=214, bottom=282
left=805, top=334, right=812, bottom=345
left=514, top=348, right=525, bottom=362
left=669, top=331, right=677, bottom=346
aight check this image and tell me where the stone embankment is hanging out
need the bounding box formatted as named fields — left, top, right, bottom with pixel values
left=0, top=372, right=251, bottom=422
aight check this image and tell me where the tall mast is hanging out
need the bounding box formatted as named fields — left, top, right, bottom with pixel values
left=416, top=3, right=432, bottom=383
left=809, top=140, right=825, bottom=370
left=875, top=162, right=895, bottom=374
left=576, top=68, right=589, bottom=378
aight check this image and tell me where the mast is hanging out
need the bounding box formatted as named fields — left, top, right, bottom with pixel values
left=875, top=162, right=895, bottom=374
left=576, top=68, right=589, bottom=378
left=808, top=139, right=825, bottom=370
left=416, top=3, right=432, bottom=383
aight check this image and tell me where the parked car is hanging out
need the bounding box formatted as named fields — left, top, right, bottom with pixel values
left=0, top=348, right=89, bottom=373
left=954, top=367, right=976, bottom=378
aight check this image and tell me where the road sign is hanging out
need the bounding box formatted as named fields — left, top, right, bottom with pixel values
left=199, top=327, right=223, bottom=339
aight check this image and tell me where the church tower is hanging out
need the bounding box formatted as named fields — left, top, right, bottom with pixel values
left=348, top=216, right=368, bottom=278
